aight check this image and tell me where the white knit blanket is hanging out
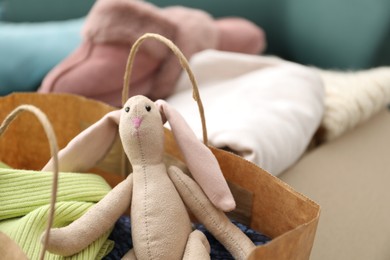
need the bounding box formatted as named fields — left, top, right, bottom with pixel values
left=167, top=50, right=324, bottom=176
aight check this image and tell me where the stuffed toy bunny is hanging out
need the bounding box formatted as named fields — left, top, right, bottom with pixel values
left=42, top=95, right=256, bottom=259
left=38, top=0, right=266, bottom=107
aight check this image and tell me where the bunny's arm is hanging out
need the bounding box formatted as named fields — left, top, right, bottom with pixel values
left=168, top=166, right=255, bottom=260
left=42, top=110, right=121, bottom=173
left=42, top=174, right=133, bottom=256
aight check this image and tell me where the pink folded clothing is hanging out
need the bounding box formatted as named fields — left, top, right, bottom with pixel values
left=39, top=0, right=266, bottom=107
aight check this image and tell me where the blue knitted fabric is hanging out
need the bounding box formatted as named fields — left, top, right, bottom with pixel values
left=104, top=216, right=271, bottom=259
left=104, top=216, right=132, bottom=260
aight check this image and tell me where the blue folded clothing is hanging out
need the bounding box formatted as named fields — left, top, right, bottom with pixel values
left=0, top=18, right=83, bottom=95
left=104, top=216, right=271, bottom=259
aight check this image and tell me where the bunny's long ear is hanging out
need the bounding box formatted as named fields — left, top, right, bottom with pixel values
left=155, top=100, right=236, bottom=212
left=42, top=110, right=121, bottom=173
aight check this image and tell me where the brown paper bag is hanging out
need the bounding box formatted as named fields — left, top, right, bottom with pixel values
left=0, top=92, right=319, bottom=259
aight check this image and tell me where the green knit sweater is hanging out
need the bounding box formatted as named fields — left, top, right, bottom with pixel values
left=0, top=165, right=114, bottom=259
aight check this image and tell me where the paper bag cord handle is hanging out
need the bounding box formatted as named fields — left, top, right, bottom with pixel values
left=0, top=105, right=59, bottom=260
left=122, top=33, right=208, bottom=145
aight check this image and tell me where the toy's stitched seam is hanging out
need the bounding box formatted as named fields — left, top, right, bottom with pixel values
left=172, top=168, right=245, bottom=259
left=137, top=130, right=153, bottom=259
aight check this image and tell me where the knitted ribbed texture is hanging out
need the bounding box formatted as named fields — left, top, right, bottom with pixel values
left=318, top=67, right=390, bottom=141
left=0, top=168, right=114, bottom=259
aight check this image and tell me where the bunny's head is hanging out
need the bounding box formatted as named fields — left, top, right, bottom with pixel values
left=119, top=95, right=164, bottom=166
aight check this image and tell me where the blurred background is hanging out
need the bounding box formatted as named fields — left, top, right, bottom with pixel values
left=1, top=0, right=389, bottom=69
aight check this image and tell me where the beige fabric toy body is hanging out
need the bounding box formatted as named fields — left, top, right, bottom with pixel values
left=42, top=95, right=255, bottom=260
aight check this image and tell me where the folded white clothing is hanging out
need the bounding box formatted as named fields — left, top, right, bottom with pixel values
left=166, top=50, right=324, bottom=176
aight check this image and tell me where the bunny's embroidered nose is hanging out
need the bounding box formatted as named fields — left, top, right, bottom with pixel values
left=132, top=117, right=142, bottom=129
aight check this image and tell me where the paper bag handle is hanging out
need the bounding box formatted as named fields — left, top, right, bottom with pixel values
left=122, top=33, right=208, bottom=145
left=0, top=105, right=59, bottom=260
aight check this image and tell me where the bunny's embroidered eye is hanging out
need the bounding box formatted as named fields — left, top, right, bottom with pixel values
left=145, top=105, right=151, bottom=112
left=125, top=107, right=130, bottom=113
